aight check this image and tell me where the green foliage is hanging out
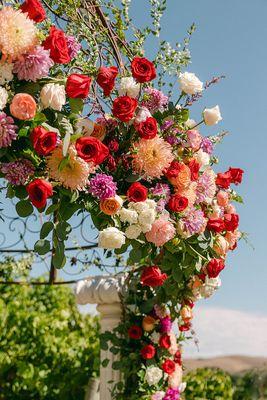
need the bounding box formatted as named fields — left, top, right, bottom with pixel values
left=232, top=369, right=267, bottom=400
left=0, top=258, right=100, bottom=400
left=184, top=368, right=234, bottom=400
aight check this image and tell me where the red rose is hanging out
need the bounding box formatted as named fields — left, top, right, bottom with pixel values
left=75, top=137, right=109, bottom=164
left=106, top=155, right=117, bottom=172
left=168, top=195, right=188, bottom=212
left=131, top=57, right=156, bottom=83
left=207, top=218, right=225, bottom=233
left=112, top=96, right=138, bottom=122
left=224, top=213, right=239, bottom=232
left=159, top=333, right=171, bottom=349
left=30, top=126, right=57, bottom=156
left=165, top=161, right=182, bottom=179
left=135, top=117, right=158, bottom=139
left=97, top=66, right=118, bottom=96
left=179, top=322, right=191, bottom=332
left=162, top=359, right=176, bottom=375
left=141, top=344, right=156, bottom=360
left=140, top=266, right=167, bottom=288
left=20, top=0, right=46, bottom=22
left=107, top=139, right=119, bottom=153
left=43, top=26, right=71, bottom=64
left=127, top=182, right=148, bottom=202
left=27, top=179, right=53, bottom=209
left=188, top=159, right=200, bottom=181
left=174, top=350, right=182, bottom=365
left=228, top=167, right=244, bottom=185
left=206, top=258, right=225, bottom=278
left=66, top=74, right=91, bottom=98
left=128, top=325, right=142, bottom=340
left=216, top=171, right=232, bottom=189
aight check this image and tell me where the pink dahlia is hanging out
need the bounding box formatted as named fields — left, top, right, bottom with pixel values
left=89, top=173, right=117, bottom=200
left=66, top=35, right=82, bottom=59
left=1, top=159, right=34, bottom=185
left=132, top=136, right=174, bottom=179
left=13, top=46, right=54, bottom=82
left=142, top=87, right=168, bottom=114
left=182, top=208, right=207, bottom=235
left=195, top=168, right=216, bottom=204
left=146, top=215, right=176, bottom=247
left=0, top=7, right=38, bottom=61
left=0, top=112, right=17, bottom=148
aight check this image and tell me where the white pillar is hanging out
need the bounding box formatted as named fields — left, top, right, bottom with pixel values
left=75, top=276, right=123, bottom=400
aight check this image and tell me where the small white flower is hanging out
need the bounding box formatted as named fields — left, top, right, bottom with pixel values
left=135, top=107, right=151, bottom=124
left=203, top=105, right=222, bottom=126
left=200, top=276, right=222, bottom=298
left=140, top=223, right=152, bottom=233
left=150, top=331, right=160, bottom=344
left=145, top=366, right=163, bottom=386
left=179, top=382, right=187, bottom=393
left=125, top=224, right=142, bottom=239
left=0, top=62, right=13, bottom=85
left=118, top=208, right=138, bottom=224
left=0, top=87, right=8, bottom=110
left=195, top=149, right=210, bottom=166
left=76, top=118, right=95, bottom=136
left=185, top=118, right=197, bottom=129
left=138, top=209, right=156, bottom=225
left=40, top=83, right=66, bottom=111
left=98, top=227, right=125, bottom=249
left=118, top=76, right=140, bottom=98
left=179, top=72, right=203, bottom=95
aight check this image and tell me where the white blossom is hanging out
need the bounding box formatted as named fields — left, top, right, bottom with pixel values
left=125, top=224, right=142, bottom=240
left=0, top=87, right=8, bottom=110
left=118, top=76, right=140, bottom=98
left=0, top=62, right=13, bottom=85
left=40, top=83, right=66, bottom=111
left=203, top=105, right=222, bottom=126
left=118, top=208, right=138, bottom=224
left=98, top=227, right=125, bottom=249
left=179, top=72, right=203, bottom=95
left=145, top=366, right=163, bottom=386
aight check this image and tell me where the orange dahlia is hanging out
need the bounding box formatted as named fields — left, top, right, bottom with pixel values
left=47, top=145, right=94, bottom=190
left=0, top=7, right=38, bottom=61
left=132, top=136, right=174, bottom=179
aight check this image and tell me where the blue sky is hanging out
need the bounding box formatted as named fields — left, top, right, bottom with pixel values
left=137, top=0, right=267, bottom=315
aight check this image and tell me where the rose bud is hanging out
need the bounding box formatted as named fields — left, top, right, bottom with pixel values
left=140, top=266, right=167, bottom=288
left=206, top=258, right=225, bottom=278
left=66, top=74, right=91, bottom=98
left=203, top=105, right=222, bottom=126
left=216, top=171, right=232, bottom=189
left=96, top=66, right=118, bottom=96
left=207, top=218, right=225, bottom=233
left=159, top=333, right=171, bottom=349
left=112, top=96, right=138, bottom=122
left=128, top=325, right=142, bottom=340
left=43, top=26, right=70, bottom=64
left=180, top=305, right=193, bottom=323
left=162, top=359, right=176, bottom=375
left=135, top=117, right=158, bottom=139
left=228, top=167, right=244, bottom=185
left=224, top=213, right=239, bottom=232
left=140, top=344, right=156, bottom=360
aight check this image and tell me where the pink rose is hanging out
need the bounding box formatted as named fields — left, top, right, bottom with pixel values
left=186, top=129, right=202, bottom=150
left=146, top=215, right=176, bottom=247
left=213, top=235, right=229, bottom=256
left=217, top=190, right=229, bottom=207
left=168, top=331, right=178, bottom=355
left=225, top=230, right=240, bottom=250
left=168, top=364, right=183, bottom=389
left=225, top=203, right=236, bottom=214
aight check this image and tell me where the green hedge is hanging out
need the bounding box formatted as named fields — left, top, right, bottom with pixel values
left=232, top=369, right=267, bottom=400
left=0, top=257, right=100, bottom=399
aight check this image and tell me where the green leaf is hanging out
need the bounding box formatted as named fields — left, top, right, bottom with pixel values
left=16, top=200, right=34, bottom=218
left=45, top=203, right=59, bottom=215
left=56, top=221, right=71, bottom=241
left=69, top=98, right=84, bottom=114
left=102, top=358, right=109, bottom=367
left=172, top=266, right=183, bottom=283
left=40, top=222, right=54, bottom=239
left=125, top=174, right=141, bottom=183
left=15, top=186, right=28, bottom=199
left=34, top=239, right=50, bottom=255
left=129, top=248, right=142, bottom=263
left=6, top=185, right=15, bottom=199
left=18, top=127, right=30, bottom=137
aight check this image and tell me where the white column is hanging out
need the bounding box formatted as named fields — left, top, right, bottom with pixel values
left=75, top=276, right=123, bottom=400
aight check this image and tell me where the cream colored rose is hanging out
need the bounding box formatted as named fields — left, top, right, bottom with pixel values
left=203, top=105, right=222, bottom=126
left=145, top=366, right=163, bottom=386
left=179, top=72, right=203, bottom=95
left=138, top=209, right=156, bottom=225
left=118, top=76, right=140, bottom=98
left=40, top=83, right=66, bottom=111
left=98, top=227, right=125, bottom=249
left=125, top=224, right=142, bottom=239
left=118, top=208, right=138, bottom=224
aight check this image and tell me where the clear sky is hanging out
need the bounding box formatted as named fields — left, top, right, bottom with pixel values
left=0, top=0, right=266, bottom=357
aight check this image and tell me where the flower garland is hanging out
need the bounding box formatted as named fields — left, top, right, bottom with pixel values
left=0, top=1, right=244, bottom=399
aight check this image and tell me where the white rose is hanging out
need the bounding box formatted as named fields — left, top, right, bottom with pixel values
left=118, top=208, right=138, bottom=224
left=129, top=201, right=150, bottom=213
left=125, top=224, right=142, bottom=239
left=200, top=276, right=221, bottom=298
left=76, top=118, right=94, bottom=136
left=185, top=118, right=197, bottom=129
left=145, top=366, right=163, bottom=386
left=138, top=209, right=156, bottom=225
left=195, top=149, right=210, bottom=166
left=98, top=227, right=125, bottom=249
left=118, top=76, right=140, bottom=98
left=179, top=72, right=203, bottom=95
left=203, top=105, right=222, bottom=126
left=135, top=107, right=151, bottom=124
left=145, top=199, right=157, bottom=210
left=0, top=62, right=13, bottom=85
left=140, top=223, right=152, bottom=233
left=0, top=87, right=8, bottom=110
left=40, top=83, right=66, bottom=111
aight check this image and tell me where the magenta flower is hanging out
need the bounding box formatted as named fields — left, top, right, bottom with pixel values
left=1, top=159, right=34, bottom=185
left=0, top=112, right=17, bottom=148
left=89, top=173, right=117, bottom=200
left=66, top=35, right=82, bottom=59
left=160, top=316, right=172, bottom=333
left=142, top=87, right=168, bottom=114
left=163, top=388, right=180, bottom=400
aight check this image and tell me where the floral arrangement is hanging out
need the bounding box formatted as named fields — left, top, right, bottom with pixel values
left=0, top=1, right=244, bottom=399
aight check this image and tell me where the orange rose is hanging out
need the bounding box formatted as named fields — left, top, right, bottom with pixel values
left=91, top=123, right=106, bottom=141
left=169, top=162, right=191, bottom=191
left=142, top=316, right=156, bottom=332
left=180, top=305, right=193, bottom=323
left=213, top=235, right=229, bottom=257
left=100, top=196, right=122, bottom=216
left=10, top=93, right=37, bottom=120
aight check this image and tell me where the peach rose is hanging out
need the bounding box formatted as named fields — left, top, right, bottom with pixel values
left=225, top=230, right=240, bottom=250
left=100, top=195, right=123, bottom=216
left=168, top=364, right=183, bottom=389
left=142, top=316, right=156, bottom=332
left=213, top=235, right=229, bottom=257
left=169, top=331, right=178, bottom=355
left=225, top=203, right=236, bottom=214
left=146, top=215, right=176, bottom=247
left=217, top=190, right=229, bottom=207
left=178, top=182, right=197, bottom=207
left=169, top=162, right=191, bottom=191
left=180, top=305, right=193, bottom=323
left=91, top=123, right=106, bottom=141
left=10, top=93, right=36, bottom=120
